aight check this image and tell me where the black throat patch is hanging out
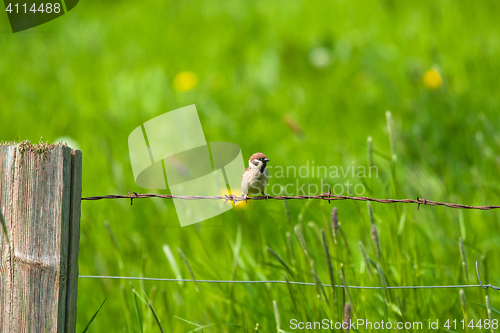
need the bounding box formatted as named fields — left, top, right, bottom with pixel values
left=260, top=161, right=268, bottom=173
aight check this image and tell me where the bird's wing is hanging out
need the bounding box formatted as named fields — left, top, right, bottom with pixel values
left=241, top=167, right=249, bottom=179
left=259, top=168, right=270, bottom=191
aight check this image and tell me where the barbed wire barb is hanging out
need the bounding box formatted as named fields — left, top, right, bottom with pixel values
left=81, top=192, right=500, bottom=211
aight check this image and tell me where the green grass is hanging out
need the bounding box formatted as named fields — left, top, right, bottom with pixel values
left=1, top=0, right=500, bottom=331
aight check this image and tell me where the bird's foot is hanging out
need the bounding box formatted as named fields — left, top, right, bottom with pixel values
left=262, top=193, right=269, bottom=201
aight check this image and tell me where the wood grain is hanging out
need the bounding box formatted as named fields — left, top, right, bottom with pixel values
left=0, top=143, right=82, bottom=333
left=65, top=149, right=82, bottom=333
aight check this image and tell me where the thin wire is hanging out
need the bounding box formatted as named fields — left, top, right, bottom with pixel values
left=81, top=192, right=500, bottom=211
left=77, top=275, right=491, bottom=290
left=476, top=261, right=500, bottom=290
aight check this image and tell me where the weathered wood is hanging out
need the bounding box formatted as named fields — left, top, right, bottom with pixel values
left=65, top=149, right=82, bottom=333
left=0, top=142, right=82, bottom=333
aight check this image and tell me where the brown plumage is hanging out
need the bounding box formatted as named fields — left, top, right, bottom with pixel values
left=241, top=152, right=270, bottom=197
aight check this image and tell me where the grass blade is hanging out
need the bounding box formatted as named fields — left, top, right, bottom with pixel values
left=132, top=285, right=144, bottom=333
left=231, top=226, right=243, bottom=278
left=469, top=302, right=500, bottom=316
left=367, top=202, right=381, bottom=261
left=486, top=296, right=494, bottom=333
left=163, top=244, right=184, bottom=286
left=459, top=238, right=468, bottom=284
left=175, top=316, right=201, bottom=327
left=386, top=110, right=396, bottom=161
left=286, top=231, right=296, bottom=266
left=177, top=247, right=199, bottom=292
left=358, top=241, right=373, bottom=280
left=175, top=316, right=217, bottom=333
left=338, top=225, right=352, bottom=255
left=321, top=229, right=336, bottom=303
left=104, top=220, right=119, bottom=251
left=187, top=323, right=216, bottom=333
left=144, top=293, right=164, bottom=333
left=367, top=201, right=375, bottom=226
left=397, top=206, right=406, bottom=235
left=294, top=225, right=312, bottom=262
left=339, top=264, right=355, bottom=316
left=81, top=298, right=106, bottom=333
left=311, top=260, right=329, bottom=305
left=273, top=300, right=281, bottom=332
left=396, top=293, right=405, bottom=322
left=458, top=210, right=466, bottom=241
left=283, top=199, right=292, bottom=228
left=367, top=136, right=373, bottom=167
left=284, top=277, right=299, bottom=314
left=371, top=223, right=381, bottom=261
left=377, top=263, right=390, bottom=303
left=459, top=289, right=467, bottom=322
left=267, top=246, right=295, bottom=277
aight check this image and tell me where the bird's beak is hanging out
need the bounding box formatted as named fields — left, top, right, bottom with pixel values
left=264, top=158, right=270, bottom=162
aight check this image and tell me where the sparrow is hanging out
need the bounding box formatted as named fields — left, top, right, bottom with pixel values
left=241, top=152, right=270, bottom=201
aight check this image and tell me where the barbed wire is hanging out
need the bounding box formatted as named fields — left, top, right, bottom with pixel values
left=81, top=191, right=500, bottom=211
left=78, top=262, right=499, bottom=291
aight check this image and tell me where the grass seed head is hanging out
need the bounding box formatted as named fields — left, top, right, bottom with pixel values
left=371, top=223, right=381, bottom=260
left=295, top=226, right=311, bottom=262
left=331, top=207, right=338, bottom=244
left=459, top=289, right=466, bottom=314
left=459, top=238, right=468, bottom=283
left=386, top=110, right=396, bottom=161
left=367, top=136, right=373, bottom=166
left=367, top=201, right=375, bottom=226
left=343, top=302, right=352, bottom=332
left=486, top=295, right=493, bottom=333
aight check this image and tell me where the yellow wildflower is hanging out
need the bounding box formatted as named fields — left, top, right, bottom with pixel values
left=422, top=68, right=443, bottom=89
left=173, top=71, right=199, bottom=92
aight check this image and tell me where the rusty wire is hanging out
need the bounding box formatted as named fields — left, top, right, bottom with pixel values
left=81, top=191, right=500, bottom=210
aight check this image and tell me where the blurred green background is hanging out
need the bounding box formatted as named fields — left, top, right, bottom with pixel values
left=1, top=0, right=500, bottom=331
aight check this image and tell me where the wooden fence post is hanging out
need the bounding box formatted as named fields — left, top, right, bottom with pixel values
left=0, top=141, right=82, bottom=333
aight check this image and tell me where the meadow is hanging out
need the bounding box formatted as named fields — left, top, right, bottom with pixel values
left=1, top=0, right=500, bottom=331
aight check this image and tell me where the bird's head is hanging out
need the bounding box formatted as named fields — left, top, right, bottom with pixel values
left=249, top=152, right=270, bottom=171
